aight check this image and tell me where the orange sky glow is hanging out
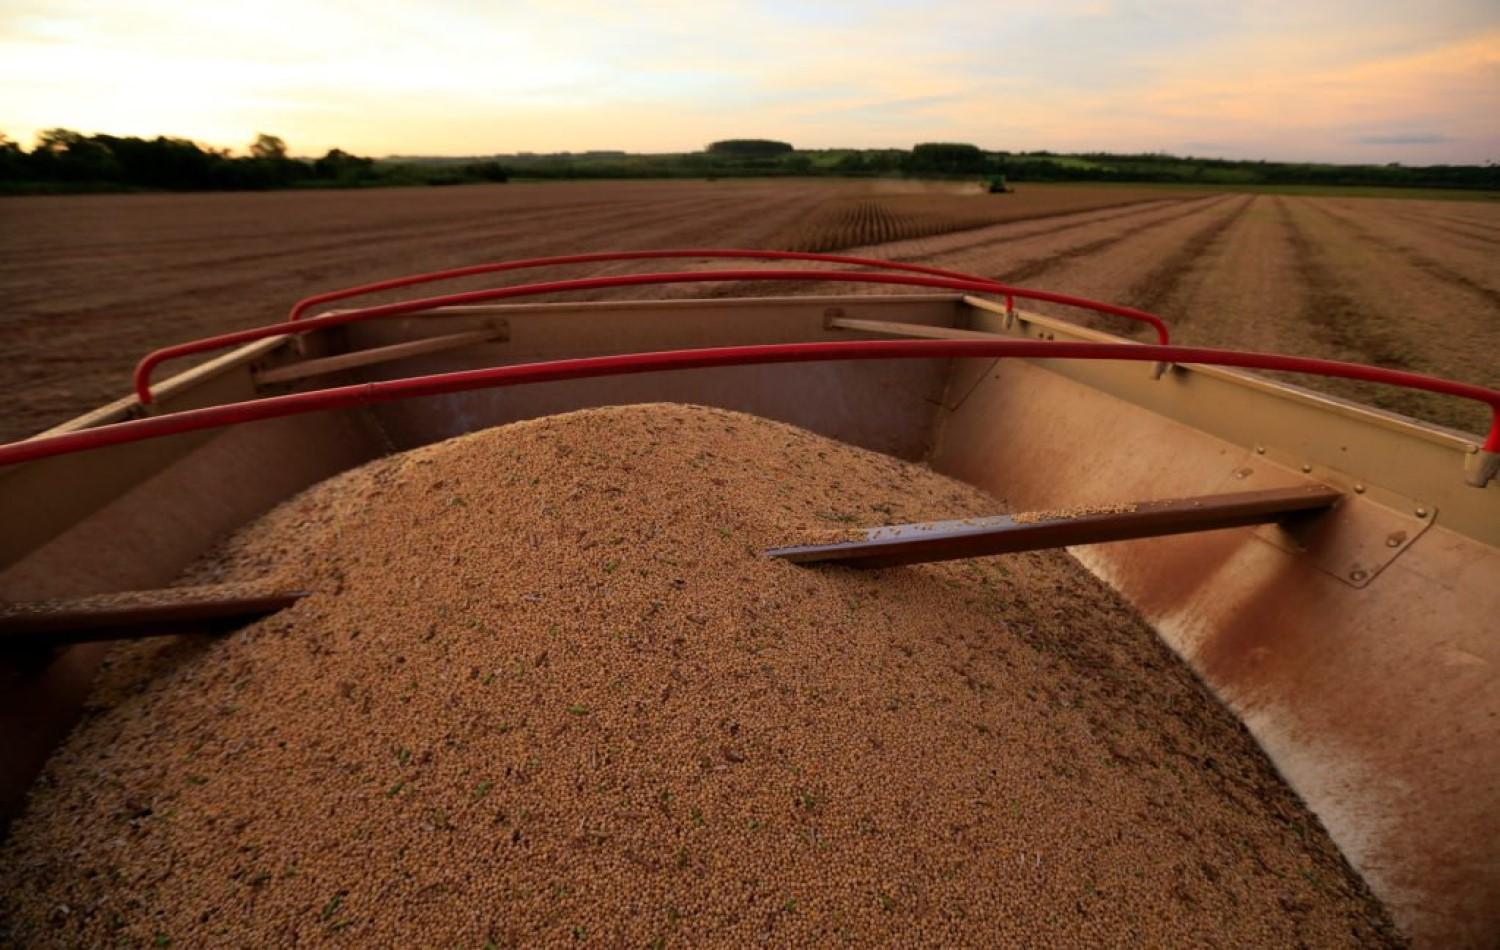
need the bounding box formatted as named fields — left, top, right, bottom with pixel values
left=2, top=0, right=1497, bottom=163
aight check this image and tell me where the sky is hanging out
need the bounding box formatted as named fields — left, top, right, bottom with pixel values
left=2, top=0, right=1497, bottom=164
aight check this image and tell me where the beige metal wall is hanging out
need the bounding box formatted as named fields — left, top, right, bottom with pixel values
left=0, top=410, right=381, bottom=820
left=928, top=302, right=1499, bottom=948
left=343, top=295, right=962, bottom=460
left=0, top=295, right=961, bottom=823
left=4, top=292, right=1496, bottom=944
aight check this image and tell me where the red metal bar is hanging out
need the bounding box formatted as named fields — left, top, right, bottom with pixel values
left=287, top=249, right=1000, bottom=320
left=765, top=485, right=1344, bottom=568
left=9, top=339, right=1496, bottom=467
left=283, top=249, right=1168, bottom=343
left=138, top=268, right=1172, bottom=402
left=0, top=589, right=308, bottom=649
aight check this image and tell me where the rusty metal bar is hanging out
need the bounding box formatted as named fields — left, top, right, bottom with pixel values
left=767, top=485, right=1342, bottom=568
left=254, top=327, right=507, bottom=385
left=826, top=316, right=1007, bottom=341
left=827, top=313, right=1167, bottom=377
left=0, top=588, right=307, bottom=649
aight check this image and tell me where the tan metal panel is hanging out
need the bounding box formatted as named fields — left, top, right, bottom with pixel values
left=0, top=410, right=381, bottom=820
left=929, top=357, right=1499, bottom=948
left=344, top=295, right=966, bottom=458
left=961, top=296, right=1496, bottom=546
left=0, top=337, right=294, bottom=572
left=3, top=291, right=1496, bottom=944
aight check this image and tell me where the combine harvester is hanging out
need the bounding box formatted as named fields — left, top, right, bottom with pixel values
left=0, top=250, right=1495, bottom=945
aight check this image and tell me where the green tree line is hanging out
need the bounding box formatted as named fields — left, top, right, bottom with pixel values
left=2, top=131, right=1494, bottom=194
left=0, top=131, right=509, bottom=193
left=437, top=140, right=1500, bottom=190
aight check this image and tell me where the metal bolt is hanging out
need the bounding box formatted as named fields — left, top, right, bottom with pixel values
left=1385, top=537, right=1401, bottom=548
left=1301, top=464, right=1312, bottom=473
left=1349, top=569, right=1368, bottom=582
left=1353, top=484, right=1366, bottom=494
left=1255, top=446, right=1265, bottom=455
left=1414, top=507, right=1428, bottom=518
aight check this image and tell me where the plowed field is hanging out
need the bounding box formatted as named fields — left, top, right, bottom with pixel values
left=1, top=180, right=1496, bottom=441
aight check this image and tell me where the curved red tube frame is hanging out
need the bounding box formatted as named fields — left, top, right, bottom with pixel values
left=137, top=264, right=1171, bottom=402
left=283, top=249, right=1163, bottom=337
left=286, top=249, right=1015, bottom=321
left=10, top=339, right=1497, bottom=467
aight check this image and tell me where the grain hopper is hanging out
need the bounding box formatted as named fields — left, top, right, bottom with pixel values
left=1, top=250, right=1495, bottom=945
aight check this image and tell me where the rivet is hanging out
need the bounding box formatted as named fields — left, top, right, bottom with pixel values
left=1300, top=464, right=1312, bottom=473
left=1385, top=537, right=1401, bottom=548
left=1467, top=445, right=1480, bottom=455
left=1415, top=507, right=1428, bottom=518
left=1353, top=484, right=1366, bottom=494
left=1255, top=446, right=1265, bottom=455
left=1349, top=569, right=1368, bottom=582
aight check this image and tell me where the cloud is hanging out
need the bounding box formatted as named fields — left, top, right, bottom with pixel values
left=0, top=0, right=1496, bottom=162
left=1355, top=134, right=1451, bottom=145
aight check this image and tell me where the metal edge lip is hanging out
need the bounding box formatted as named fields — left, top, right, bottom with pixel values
left=962, top=294, right=1480, bottom=455
left=768, top=485, right=1341, bottom=567
left=344, top=292, right=968, bottom=319
left=24, top=336, right=292, bottom=441
left=0, top=335, right=295, bottom=487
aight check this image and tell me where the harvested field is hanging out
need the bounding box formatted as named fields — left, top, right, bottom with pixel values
left=743, top=189, right=1500, bottom=434
left=0, top=405, right=1400, bottom=947
left=0, top=180, right=1497, bottom=439
left=782, top=186, right=1179, bottom=252
left=0, top=180, right=1171, bottom=443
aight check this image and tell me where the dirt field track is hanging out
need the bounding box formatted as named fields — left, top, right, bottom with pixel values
left=1, top=180, right=1496, bottom=442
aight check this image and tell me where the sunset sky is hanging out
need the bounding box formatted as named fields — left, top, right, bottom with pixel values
left=2, top=0, right=1496, bottom=163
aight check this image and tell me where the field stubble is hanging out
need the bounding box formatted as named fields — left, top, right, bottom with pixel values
left=757, top=188, right=1500, bottom=434
left=0, top=180, right=1496, bottom=440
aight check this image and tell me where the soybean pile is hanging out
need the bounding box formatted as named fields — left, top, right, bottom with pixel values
left=0, top=405, right=1399, bottom=947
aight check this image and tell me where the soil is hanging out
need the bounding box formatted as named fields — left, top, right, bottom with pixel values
left=731, top=189, right=1500, bottom=434
left=9, top=180, right=1495, bottom=443
left=0, top=180, right=1172, bottom=443
left=0, top=406, right=1401, bottom=947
